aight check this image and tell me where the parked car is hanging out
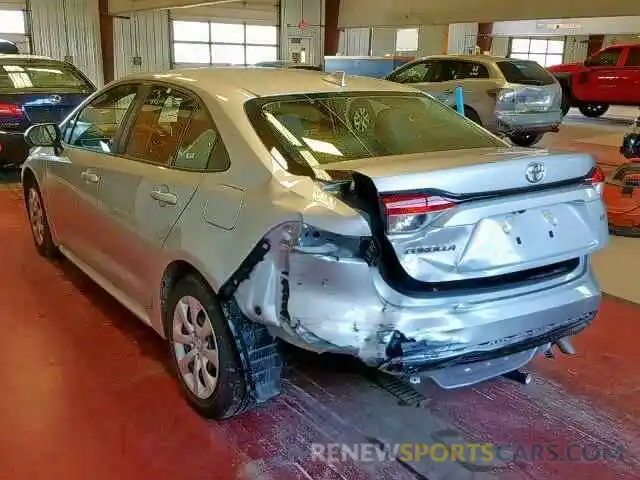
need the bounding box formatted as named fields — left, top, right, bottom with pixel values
left=22, top=67, right=607, bottom=419
left=379, top=54, right=563, bottom=147
left=254, top=60, right=322, bottom=71
left=0, top=54, right=95, bottom=166
left=549, top=44, right=640, bottom=118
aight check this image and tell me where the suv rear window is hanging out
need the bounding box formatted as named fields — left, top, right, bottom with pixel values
left=497, top=60, right=555, bottom=86
left=0, top=60, right=93, bottom=93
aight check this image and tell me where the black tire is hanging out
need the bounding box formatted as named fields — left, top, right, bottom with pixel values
left=24, top=180, right=59, bottom=258
left=561, top=88, right=571, bottom=116
left=165, top=274, right=251, bottom=419
left=578, top=103, right=609, bottom=118
left=463, top=107, right=482, bottom=126
left=509, top=132, right=544, bottom=147
left=348, top=99, right=375, bottom=133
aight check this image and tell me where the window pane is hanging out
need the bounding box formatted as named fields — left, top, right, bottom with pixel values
left=174, top=105, right=225, bottom=171
left=396, top=28, right=418, bottom=51
left=0, top=10, right=25, bottom=34
left=126, top=87, right=197, bottom=165
left=527, top=54, right=547, bottom=66
left=390, top=61, right=432, bottom=83
left=211, top=23, right=244, bottom=43
left=69, top=84, right=138, bottom=153
left=547, top=40, right=564, bottom=54
left=246, top=45, right=278, bottom=65
left=545, top=54, right=564, bottom=67
left=172, top=20, right=209, bottom=42
left=174, top=42, right=210, bottom=64
left=626, top=47, right=640, bottom=67
left=246, top=25, right=277, bottom=45
left=589, top=48, right=621, bottom=66
left=529, top=39, right=548, bottom=54
left=0, top=62, right=92, bottom=92
left=511, top=38, right=530, bottom=53
left=212, top=44, right=245, bottom=65
left=510, top=52, right=530, bottom=61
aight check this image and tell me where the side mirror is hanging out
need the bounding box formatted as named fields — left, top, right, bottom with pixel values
left=621, top=132, right=640, bottom=159
left=24, top=123, right=62, bottom=153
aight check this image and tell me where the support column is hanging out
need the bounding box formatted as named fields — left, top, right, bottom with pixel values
left=99, top=0, right=114, bottom=84
left=324, top=0, right=339, bottom=56
left=587, top=34, right=604, bottom=57
left=476, top=22, right=493, bottom=53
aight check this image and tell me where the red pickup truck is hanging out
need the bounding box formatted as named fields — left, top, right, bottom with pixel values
left=548, top=43, right=640, bottom=118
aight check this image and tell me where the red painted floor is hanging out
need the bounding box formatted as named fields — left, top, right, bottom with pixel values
left=1, top=135, right=640, bottom=479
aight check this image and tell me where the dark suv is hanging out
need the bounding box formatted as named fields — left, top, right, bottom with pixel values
left=0, top=55, right=95, bottom=166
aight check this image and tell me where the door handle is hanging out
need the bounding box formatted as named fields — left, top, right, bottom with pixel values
left=81, top=169, right=100, bottom=184
left=150, top=188, right=178, bottom=206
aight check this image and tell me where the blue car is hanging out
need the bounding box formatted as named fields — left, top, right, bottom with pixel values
left=0, top=54, right=95, bottom=166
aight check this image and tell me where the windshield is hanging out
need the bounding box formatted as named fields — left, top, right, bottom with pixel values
left=0, top=61, right=93, bottom=93
left=496, top=60, right=555, bottom=86
left=245, top=92, right=505, bottom=173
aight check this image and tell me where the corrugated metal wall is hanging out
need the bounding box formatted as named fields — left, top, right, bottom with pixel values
left=338, top=27, right=370, bottom=55
left=447, top=23, right=479, bottom=54
left=114, top=10, right=170, bottom=80
left=280, top=0, right=324, bottom=66
left=28, top=0, right=103, bottom=87
left=564, top=36, right=589, bottom=63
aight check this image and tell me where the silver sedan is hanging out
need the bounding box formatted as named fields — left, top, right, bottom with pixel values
left=21, top=68, right=607, bottom=419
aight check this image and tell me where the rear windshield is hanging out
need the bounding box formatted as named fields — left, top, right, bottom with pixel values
left=497, top=60, right=555, bottom=86
left=245, top=92, right=505, bottom=174
left=0, top=61, right=93, bottom=93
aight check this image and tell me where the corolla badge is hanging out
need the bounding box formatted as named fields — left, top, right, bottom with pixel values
left=49, top=95, right=62, bottom=104
left=525, top=161, right=546, bottom=184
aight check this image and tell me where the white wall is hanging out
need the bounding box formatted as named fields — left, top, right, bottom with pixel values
left=280, top=0, right=325, bottom=66
left=493, top=16, right=640, bottom=37
left=29, top=0, right=104, bottom=87
left=114, top=9, right=170, bottom=80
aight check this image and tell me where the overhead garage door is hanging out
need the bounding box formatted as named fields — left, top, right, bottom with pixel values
left=170, top=2, right=280, bottom=68
left=0, top=1, right=29, bottom=54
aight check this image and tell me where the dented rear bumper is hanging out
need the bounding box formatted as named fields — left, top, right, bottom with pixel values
left=233, top=231, right=601, bottom=387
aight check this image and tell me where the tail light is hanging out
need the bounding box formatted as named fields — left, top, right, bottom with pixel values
left=586, top=166, right=605, bottom=195
left=0, top=103, right=23, bottom=117
left=382, top=193, right=456, bottom=234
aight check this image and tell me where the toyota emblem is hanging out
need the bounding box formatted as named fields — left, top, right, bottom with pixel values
left=49, top=95, right=62, bottom=104
left=525, top=161, right=546, bottom=184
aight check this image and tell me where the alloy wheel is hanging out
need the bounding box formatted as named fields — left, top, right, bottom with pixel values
left=172, top=295, right=220, bottom=399
left=27, top=188, right=45, bottom=246
left=352, top=107, right=371, bottom=133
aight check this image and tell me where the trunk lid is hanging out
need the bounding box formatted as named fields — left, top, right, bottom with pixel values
left=323, top=148, right=607, bottom=286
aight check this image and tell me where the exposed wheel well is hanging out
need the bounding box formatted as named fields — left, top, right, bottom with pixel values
left=159, top=260, right=212, bottom=336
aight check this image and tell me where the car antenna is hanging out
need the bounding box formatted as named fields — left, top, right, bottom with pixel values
left=323, top=71, right=346, bottom=87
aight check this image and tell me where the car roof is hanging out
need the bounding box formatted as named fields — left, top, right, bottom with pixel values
left=0, top=54, right=64, bottom=62
left=120, top=66, right=418, bottom=98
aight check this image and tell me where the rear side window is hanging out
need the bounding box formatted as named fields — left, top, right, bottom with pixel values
left=497, top=60, right=555, bottom=85
left=586, top=48, right=622, bottom=67
left=0, top=61, right=93, bottom=93
left=626, top=47, right=640, bottom=67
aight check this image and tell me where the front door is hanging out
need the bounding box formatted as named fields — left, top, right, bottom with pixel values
left=621, top=46, right=640, bottom=104
left=43, top=83, right=140, bottom=269
left=575, top=47, right=624, bottom=103
left=95, top=85, right=222, bottom=312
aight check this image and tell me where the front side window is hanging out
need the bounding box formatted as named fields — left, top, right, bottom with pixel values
left=452, top=61, right=490, bottom=80
left=388, top=61, right=432, bottom=84
left=587, top=48, right=622, bottom=67
left=66, top=84, right=139, bottom=153
left=0, top=61, right=93, bottom=93
left=124, top=86, right=197, bottom=165
left=246, top=93, right=504, bottom=174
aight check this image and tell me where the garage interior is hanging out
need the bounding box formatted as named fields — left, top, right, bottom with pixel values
left=1, top=0, right=640, bottom=479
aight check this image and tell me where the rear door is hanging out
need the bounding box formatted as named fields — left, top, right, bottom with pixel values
left=621, top=46, right=640, bottom=104
left=94, top=84, right=218, bottom=311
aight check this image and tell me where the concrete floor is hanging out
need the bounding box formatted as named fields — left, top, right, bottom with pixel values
left=0, top=109, right=639, bottom=480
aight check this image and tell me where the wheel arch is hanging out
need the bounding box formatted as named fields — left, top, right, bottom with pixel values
left=157, top=257, right=220, bottom=338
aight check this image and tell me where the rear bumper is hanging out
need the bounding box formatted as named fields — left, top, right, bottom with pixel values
left=493, top=110, right=563, bottom=135
left=270, top=252, right=601, bottom=387
left=0, top=130, right=29, bottom=166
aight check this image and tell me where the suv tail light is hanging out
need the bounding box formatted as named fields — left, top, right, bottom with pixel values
left=0, top=103, right=23, bottom=117
left=586, top=166, right=605, bottom=195
left=382, top=193, right=456, bottom=234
